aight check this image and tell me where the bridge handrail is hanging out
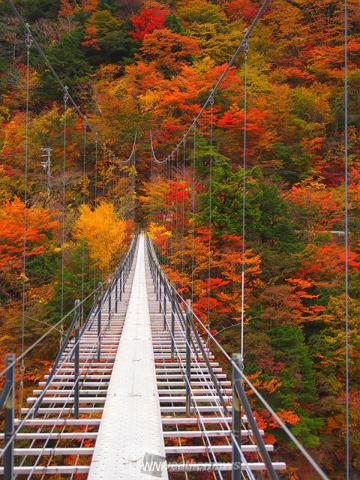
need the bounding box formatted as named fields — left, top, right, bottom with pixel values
left=146, top=234, right=280, bottom=479
left=146, top=234, right=329, bottom=480
left=0, top=234, right=139, bottom=476
left=33, top=233, right=139, bottom=414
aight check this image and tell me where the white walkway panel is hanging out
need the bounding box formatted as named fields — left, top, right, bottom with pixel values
left=88, top=234, right=168, bottom=480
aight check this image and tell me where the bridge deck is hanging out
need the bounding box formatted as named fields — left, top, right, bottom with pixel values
left=88, top=234, right=168, bottom=480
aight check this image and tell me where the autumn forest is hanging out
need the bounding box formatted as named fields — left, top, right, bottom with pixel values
left=0, top=0, right=358, bottom=478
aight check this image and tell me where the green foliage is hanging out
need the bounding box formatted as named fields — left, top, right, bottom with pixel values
left=290, top=414, right=324, bottom=449
left=199, top=157, right=301, bottom=254
left=177, top=0, right=226, bottom=27
left=36, top=29, right=91, bottom=100
left=46, top=244, right=101, bottom=324
left=84, top=13, right=138, bottom=65
left=165, top=13, right=183, bottom=34
left=17, top=0, right=61, bottom=21
left=269, top=326, right=317, bottom=406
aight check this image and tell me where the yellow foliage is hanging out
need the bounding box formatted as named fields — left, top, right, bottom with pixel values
left=148, top=222, right=171, bottom=254
left=74, top=202, right=129, bottom=276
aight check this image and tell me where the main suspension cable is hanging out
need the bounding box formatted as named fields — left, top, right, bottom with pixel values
left=150, top=0, right=270, bottom=163
left=5, top=0, right=126, bottom=163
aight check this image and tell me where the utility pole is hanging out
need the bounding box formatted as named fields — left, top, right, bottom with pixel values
left=40, top=147, right=52, bottom=198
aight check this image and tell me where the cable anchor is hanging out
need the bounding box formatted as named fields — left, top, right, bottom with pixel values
left=209, top=91, right=215, bottom=106
left=243, top=39, right=249, bottom=59
left=63, top=86, right=69, bottom=106
left=25, top=24, right=33, bottom=50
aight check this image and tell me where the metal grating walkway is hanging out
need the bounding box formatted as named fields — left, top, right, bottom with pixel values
left=88, top=234, right=168, bottom=480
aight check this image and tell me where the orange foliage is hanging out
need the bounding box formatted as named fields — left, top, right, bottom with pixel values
left=297, top=243, right=360, bottom=287
left=82, top=0, right=98, bottom=13
left=141, top=29, right=200, bottom=73
left=58, top=0, right=76, bottom=18
left=0, top=197, right=59, bottom=274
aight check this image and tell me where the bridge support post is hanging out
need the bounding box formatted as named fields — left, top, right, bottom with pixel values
left=171, top=285, right=176, bottom=358
left=232, top=353, right=279, bottom=480
left=232, top=353, right=242, bottom=480
left=4, top=353, right=15, bottom=480
left=97, top=283, right=102, bottom=361
left=185, top=300, right=192, bottom=415
left=74, top=300, right=80, bottom=419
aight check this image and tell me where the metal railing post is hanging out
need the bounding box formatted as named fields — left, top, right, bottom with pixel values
left=153, top=264, right=157, bottom=293
left=159, top=275, right=162, bottom=313
left=119, top=271, right=123, bottom=301
left=155, top=269, right=159, bottom=300
left=163, top=285, right=167, bottom=330
left=232, top=353, right=242, bottom=480
left=4, top=353, right=14, bottom=480
left=186, top=300, right=192, bottom=415
left=97, top=283, right=102, bottom=361
left=122, top=269, right=125, bottom=292
left=171, top=284, right=176, bottom=358
left=115, top=273, right=118, bottom=313
left=233, top=354, right=279, bottom=480
left=74, top=300, right=80, bottom=419
left=108, top=284, right=111, bottom=327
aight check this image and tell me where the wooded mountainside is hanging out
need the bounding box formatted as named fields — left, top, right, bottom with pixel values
left=0, top=0, right=359, bottom=477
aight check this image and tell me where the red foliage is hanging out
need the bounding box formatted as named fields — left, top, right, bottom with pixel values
left=82, top=25, right=101, bottom=51
left=130, top=6, right=169, bottom=43
left=165, top=180, right=190, bottom=205
left=297, top=243, right=360, bottom=282
left=224, top=0, right=258, bottom=21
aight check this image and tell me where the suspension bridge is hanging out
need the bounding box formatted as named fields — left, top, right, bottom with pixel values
left=0, top=0, right=350, bottom=476
left=0, top=234, right=334, bottom=479
left=1, top=234, right=289, bottom=478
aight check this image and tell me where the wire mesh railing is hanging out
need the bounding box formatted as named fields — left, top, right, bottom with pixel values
left=146, top=234, right=329, bottom=479
left=0, top=234, right=138, bottom=479
left=146, top=234, right=280, bottom=479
